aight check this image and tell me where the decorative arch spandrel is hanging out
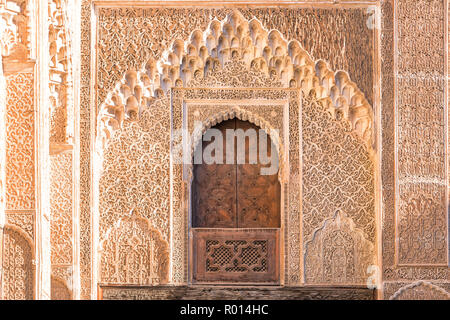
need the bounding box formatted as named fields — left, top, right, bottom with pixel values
left=50, top=276, right=72, bottom=300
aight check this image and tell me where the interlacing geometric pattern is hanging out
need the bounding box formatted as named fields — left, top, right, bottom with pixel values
left=206, top=240, right=268, bottom=273
left=5, top=73, right=34, bottom=210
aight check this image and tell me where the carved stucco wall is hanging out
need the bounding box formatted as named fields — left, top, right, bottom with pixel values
left=1, top=0, right=54, bottom=300
left=1, top=1, right=36, bottom=300
left=381, top=0, right=449, bottom=299
left=0, top=0, right=447, bottom=301
left=2, top=72, right=35, bottom=300
left=95, top=8, right=375, bottom=290
left=72, top=0, right=450, bottom=300
left=302, top=95, right=375, bottom=284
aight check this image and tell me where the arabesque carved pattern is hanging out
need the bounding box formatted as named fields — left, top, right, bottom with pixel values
left=100, top=211, right=169, bottom=285
left=50, top=152, right=73, bottom=265
left=398, top=187, right=447, bottom=265
left=304, top=210, right=374, bottom=284
left=0, top=0, right=31, bottom=61
left=2, top=226, right=33, bottom=300
left=5, top=72, right=34, bottom=210
left=378, top=0, right=449, bottom=288
left=302, top=94, right=375, bottom=243
left=99, top=98, right=170, bottom=242
left=5, top=212, right=33, bottom=240
left=394, top=0, right=448, bottom=270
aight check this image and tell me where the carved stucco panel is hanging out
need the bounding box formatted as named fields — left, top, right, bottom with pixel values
left=100, top=211, right=169, bottom=285
left=389, top=281, right=450, bottom=300
left=302, top=94, right=375, bottom=244
left=397, top=184, right=447, bottom=265
left=2, top=226, right=34, bottom=300
left=99, top=98, right=171, bottom=243
left=304, top=210, right=374, bottom=285
left=50, top=152, right=73, bottom=265
left=5, top=72, right=35, bottom=210
left=392, top=0, right=448, bottom=274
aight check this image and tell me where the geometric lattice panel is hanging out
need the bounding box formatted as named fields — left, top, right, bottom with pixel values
left=193, top=229, right=279, bottom=284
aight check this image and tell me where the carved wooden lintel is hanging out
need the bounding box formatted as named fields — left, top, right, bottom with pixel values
left=99, top=285, right=376, bottom=300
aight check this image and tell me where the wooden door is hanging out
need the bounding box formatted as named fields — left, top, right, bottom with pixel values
left=192, top=118, right=281, bottom=284
left=192, top=118, right=280, bottom=228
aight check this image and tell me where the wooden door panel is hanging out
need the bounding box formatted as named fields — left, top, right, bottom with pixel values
left=236, top=120, right=281, bottom=228
left=192, top=120, right=237, bottom=228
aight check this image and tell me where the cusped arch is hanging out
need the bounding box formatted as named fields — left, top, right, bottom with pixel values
left=97, top=10, right=373, bottom=154
left=188, top=107, right=285, bottom=183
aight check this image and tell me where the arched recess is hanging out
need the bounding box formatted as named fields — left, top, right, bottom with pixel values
left=51, top=276, right=71, bottom=300
left=94, top=10, right=376, bottom=286
left=304, top=210, right=375, bottom=285
left=99, top=210, right=169, bottom=286
left=1, top=225, right=34, bottom=300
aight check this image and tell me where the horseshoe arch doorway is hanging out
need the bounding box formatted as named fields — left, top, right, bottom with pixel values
left=191, top=118, right=281, bottom=284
